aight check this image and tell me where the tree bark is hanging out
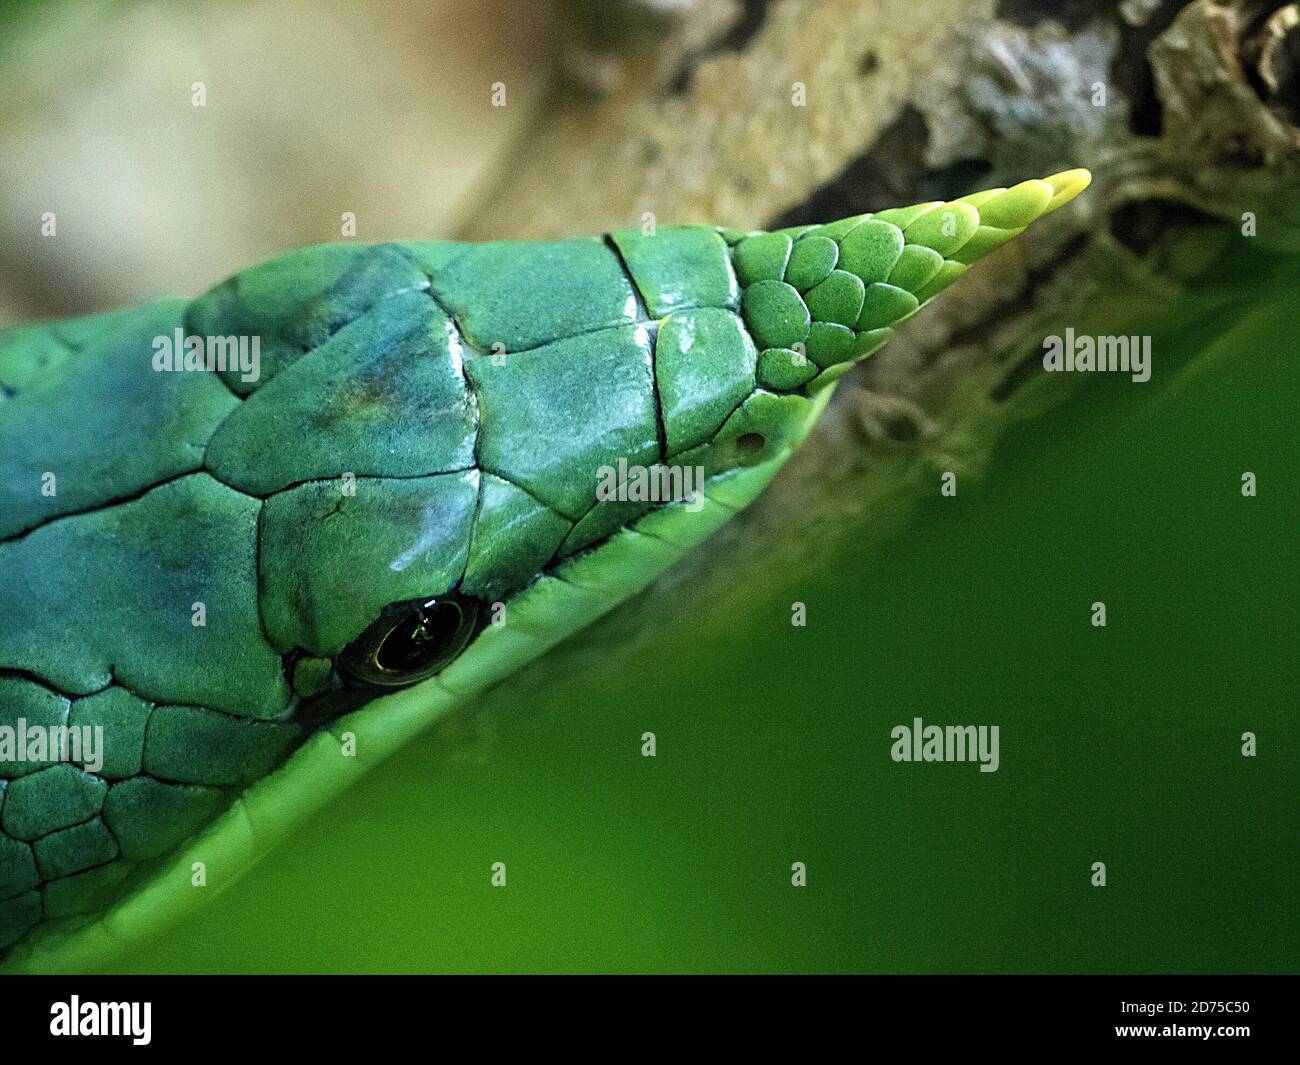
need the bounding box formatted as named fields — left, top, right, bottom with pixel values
left=438, top=0, right=1299, bottom=746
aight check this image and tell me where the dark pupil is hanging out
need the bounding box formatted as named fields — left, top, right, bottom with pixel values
left=377, top=601, right=462, bottom=673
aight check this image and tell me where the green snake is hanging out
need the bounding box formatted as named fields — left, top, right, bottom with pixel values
left=0, top=169, right=1091, bottom=971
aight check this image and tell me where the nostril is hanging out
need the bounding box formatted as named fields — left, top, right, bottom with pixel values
left=736, top=432, right=766, bottom=455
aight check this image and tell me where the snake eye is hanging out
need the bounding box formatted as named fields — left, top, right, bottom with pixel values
left=339, top=594, right=481, bottom=688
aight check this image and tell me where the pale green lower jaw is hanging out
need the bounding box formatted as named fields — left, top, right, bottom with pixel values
left=0, top=385, right=833, bottom=974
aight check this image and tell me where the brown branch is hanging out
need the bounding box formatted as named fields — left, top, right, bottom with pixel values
left=436, top=0, right=1299, bottom=749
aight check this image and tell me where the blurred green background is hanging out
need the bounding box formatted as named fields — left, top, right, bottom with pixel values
left=2, top=0, right=1295, bottom=972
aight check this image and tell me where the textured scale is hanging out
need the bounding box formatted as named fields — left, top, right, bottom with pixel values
left=0, top=170, right=1090, bottom=968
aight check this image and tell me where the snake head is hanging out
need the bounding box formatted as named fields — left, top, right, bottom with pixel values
left=211, top=169, right=1095, bottom=725
left=0, top=170, right=1090, bottom=968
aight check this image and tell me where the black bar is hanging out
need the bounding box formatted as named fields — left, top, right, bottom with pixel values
left=0, top=974, right=1292, bottom=1051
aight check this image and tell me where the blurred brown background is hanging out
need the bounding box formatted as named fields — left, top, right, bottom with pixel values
left=0, top=0, right=555, bottom=323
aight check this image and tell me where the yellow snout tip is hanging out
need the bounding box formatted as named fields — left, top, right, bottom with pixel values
left=1042, top=168, right=1093, bottom=213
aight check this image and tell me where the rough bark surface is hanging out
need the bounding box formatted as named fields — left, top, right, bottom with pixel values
left=440, top=0, right=1298, bottom=748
